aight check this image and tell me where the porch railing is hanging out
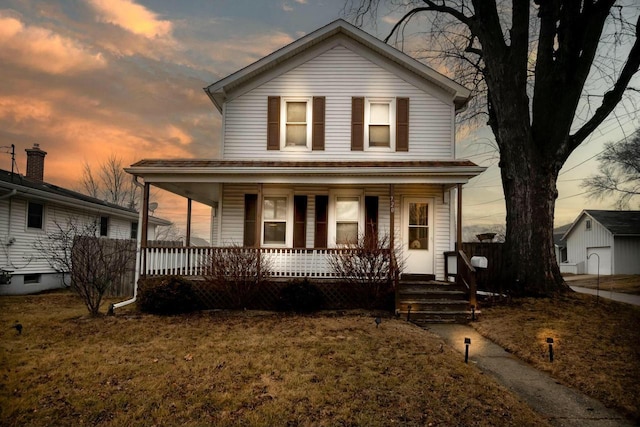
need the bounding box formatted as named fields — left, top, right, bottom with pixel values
left=143, top=246, right=355, bottom=278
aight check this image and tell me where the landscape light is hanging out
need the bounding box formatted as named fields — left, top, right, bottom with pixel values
left=546, top=337, right=554, bottom=362
left=464, top=337, right=471, bottom=363
left=406, top=304, right=412, bottom=322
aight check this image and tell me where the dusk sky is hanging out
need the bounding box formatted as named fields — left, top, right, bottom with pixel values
left=1, top=0, right=638, bottom=240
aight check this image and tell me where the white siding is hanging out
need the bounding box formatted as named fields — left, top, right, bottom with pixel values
left=566, top=214, right=613, bottom=274
left=613, top=236, right=640, bottom=274
left=223, top=45, right=454, bottom=161
left=220, top=183, right=451, bottom=279
left=0, top=197, right=139, bottom=277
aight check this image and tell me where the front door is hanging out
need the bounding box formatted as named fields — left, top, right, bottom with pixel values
left=402, top=198, right=434, bottom=274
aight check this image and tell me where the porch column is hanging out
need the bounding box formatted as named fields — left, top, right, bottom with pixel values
left=141, top=182, right=150, bottom=276
left=186, top=198, right=192, bottom=246
left=255, top=184, right=263, bottom=248
left=389, top=184, right=395, bottom=249
left=141, top=182, right=150, bottom=246
left=456, top=183, right=462, bottom=251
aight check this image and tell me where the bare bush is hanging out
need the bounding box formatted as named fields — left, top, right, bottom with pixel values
left=34, top=219, right=135, bottom=316
left=72, top=235, right=134, bottom=316
left=202, top=245, right=273, bottom=309
left=329, top=231, right=404, bottom=308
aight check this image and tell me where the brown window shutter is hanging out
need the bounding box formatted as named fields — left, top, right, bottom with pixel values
left=267, top=96, right=280, bottom=150
left=312, top=96, right=325, bottom=151
left=365, top=196, right=379, bottom=245
left=293, top=195, right=307, bottom=248
left=396, top=97, right=409, bottom=152
left=351, top=97, right=364, bottom=151
left=314, top=195, right=328, bottom=248
left=243, top=194, right=257, bottom=246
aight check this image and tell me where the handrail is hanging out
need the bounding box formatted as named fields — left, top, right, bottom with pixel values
left=457, top=250, right=477, bottom=307
left=445, top=250, right=477, bottom=308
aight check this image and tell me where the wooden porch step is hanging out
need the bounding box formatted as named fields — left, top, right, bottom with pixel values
left=398, top=286, right=467, bottom=299
left=397, top=300, right=470, bottom=312
left=405, top=311, right=474, bottom=324
left=396, top=277, right=473, bottom=324
left=400, top=273, right=436, bottom=282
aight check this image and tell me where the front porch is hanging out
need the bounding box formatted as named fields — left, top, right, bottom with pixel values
left=140, top=245, right=478, bottom=322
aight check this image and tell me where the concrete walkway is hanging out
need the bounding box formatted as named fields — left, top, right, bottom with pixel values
left=427, top=324, right=633, bottom=427
left=569, top=286, right=640, bottom=306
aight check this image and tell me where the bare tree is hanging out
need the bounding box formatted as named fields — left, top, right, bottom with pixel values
left=583, top=130, right=640, bottom=209
left=153, top=222, right=184, bottom=243
left=347, top=1, right=640, bottom=296
left=81, top=155, right=138, bottom=209
left=34, top=218, right=135, bottom=316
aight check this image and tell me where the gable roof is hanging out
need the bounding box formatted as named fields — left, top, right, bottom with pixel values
left=204, top=19, right=471, bottom=113
left=0, top=169, right=170, bottom=225
left=562, top=210, right=640, bottom=239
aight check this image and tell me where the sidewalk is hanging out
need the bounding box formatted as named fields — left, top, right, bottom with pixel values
left=569, top=286, right=640, bottom=306
left=427, top=324, right=633, bottom=427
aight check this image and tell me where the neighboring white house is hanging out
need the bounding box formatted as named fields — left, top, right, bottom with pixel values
left=0, top=144, right=170, bottom=295
left=560, top=210, right=640, bottom=275
left=125, top=19, right=485, bottom=280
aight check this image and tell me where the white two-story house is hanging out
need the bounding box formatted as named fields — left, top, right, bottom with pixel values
left=126, top=20, right=484, bottom=287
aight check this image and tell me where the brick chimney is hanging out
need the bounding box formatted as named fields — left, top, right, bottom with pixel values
left=25, top=144, right=47, bottom=182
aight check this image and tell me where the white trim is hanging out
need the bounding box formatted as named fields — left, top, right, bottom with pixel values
left=260, top=189, right=294, bottom=247
left=364, top=97, right=395, bottom=152
left=280, top=97, right=312, bottom=151
left=327, top=189, right=365, bottom=247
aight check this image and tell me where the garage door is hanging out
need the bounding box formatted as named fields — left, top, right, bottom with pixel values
left=587, top=247, right=611, bottom=275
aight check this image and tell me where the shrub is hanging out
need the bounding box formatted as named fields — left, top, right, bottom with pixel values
left=137, top=276, right=199, bottom=315
left=329, top=230, right=404, bottom=309
left=278, top=279, right=324, bottom=313
left=201, top=245, right=272, bottom=309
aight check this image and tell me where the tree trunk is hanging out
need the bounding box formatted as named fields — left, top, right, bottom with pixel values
left=499, top=130, right=570, bottom=297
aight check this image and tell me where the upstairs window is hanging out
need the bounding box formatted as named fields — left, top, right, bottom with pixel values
left=27, top=202, right=44, bottom=229
left=284, top=100, right=309, bottom=148
left=352, top=97, right=408, bottom=151
left=131, top=222, right=138, bottom=239
left=585, top=219, right=592, bottom=231
left=267, top=96, right=324, bottom=151
left=367, top=101, right=392, bottom=148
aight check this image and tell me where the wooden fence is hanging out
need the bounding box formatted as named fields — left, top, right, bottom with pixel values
left=460, top=242, right=505, bottom=293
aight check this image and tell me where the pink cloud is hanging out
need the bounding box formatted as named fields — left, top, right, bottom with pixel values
left=0, top=13, right=106, bottom=74
left=87, top=0, right=172, bottom=39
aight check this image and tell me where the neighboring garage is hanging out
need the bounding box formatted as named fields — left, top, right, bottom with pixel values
left=586, top=247, right=611, bottom=275
left=561, top=210, right=640, bottom=275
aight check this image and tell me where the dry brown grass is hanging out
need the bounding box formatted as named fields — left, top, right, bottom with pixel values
left=0, top=291, right=548, bottom=427
left=565, top=274, right=640, bottom=294
left=473, top=292, right=640, bottom=422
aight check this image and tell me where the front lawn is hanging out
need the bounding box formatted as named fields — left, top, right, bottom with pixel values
left=473, top=292, right=640, bottom=422
left=0, top=291, right=546, bottom=426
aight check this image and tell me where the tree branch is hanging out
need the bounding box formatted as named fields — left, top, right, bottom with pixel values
left=570, top=14, right=640, bottom=149
left=384, top=1, right=473, bottom=44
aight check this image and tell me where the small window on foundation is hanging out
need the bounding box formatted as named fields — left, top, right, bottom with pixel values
left=24, top=274, right=41, bottom=284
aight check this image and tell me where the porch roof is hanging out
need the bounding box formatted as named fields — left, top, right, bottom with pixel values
left=125, top=160, right=485, bottom=206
